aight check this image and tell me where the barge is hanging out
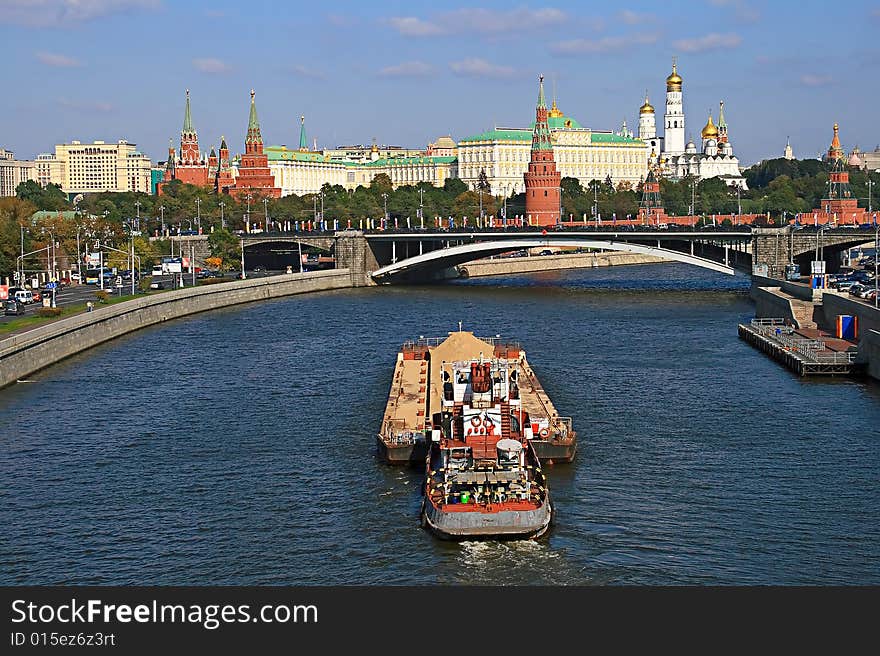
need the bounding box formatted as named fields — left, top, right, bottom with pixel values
left=377, top=331, right=576, bottom=465
left=378, top=330, right=576, bottom=539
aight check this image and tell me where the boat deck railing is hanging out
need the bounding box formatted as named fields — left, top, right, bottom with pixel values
left=747, top=320, right=857, bottom=365
left=402, top=336, right=521, bottom=351
left=553, top=416, right=575, bottom=439
left=380, top=418, right=426, bottom=445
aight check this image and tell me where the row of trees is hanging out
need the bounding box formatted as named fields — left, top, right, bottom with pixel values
left=6, top=160, right=878, bottom=279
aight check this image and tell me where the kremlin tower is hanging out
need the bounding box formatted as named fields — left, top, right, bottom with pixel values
left=158, top=89, right=210, bottom=194
left=229, top=90, right=281, bottom=199
left=826, top=123, right=845, bottom=162
left=214, top=136, right=234, bottom=194
left=524, top=75, right=561, bottom=226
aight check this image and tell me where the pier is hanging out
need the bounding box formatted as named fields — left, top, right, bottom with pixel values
left=738, top=318, right=859, bottom=376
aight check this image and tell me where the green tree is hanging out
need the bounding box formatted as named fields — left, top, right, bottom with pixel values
left=477, top=169, right=491, bottom=193
left=0, top=197, right=36, bottom=277
left=207, top=228, right=241, bottom=270
left=16, top=181, right=68, bottom=211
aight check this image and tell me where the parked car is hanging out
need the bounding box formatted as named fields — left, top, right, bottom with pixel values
left=4, top=299, right=25, bottom=315
left=69, top=272, right=82, bottom=283
left=30, top=290, right=42, bottom=303
left=149, top=280, right=166, bottom=290
left=13, top=289, right=33, bottom=304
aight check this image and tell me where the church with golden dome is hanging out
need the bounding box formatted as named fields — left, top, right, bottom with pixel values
left=639, top=59, right=747, bottom=190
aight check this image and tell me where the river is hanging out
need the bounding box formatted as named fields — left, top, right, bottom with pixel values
left=2, top=263, right=879, bottom=585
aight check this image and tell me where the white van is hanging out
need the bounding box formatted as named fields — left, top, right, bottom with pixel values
left=14, top=290, right=33, bottom=304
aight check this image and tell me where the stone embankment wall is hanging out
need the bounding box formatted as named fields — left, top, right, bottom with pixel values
left=0, top=269, right=355, bottom=390
left=458, top=252, right=666, bottom=278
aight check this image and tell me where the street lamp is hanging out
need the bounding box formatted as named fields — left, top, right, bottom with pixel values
left=219, top=201, right=226, bottom=229
left=418, top=187, right=424, bottom=227
left=195, top=197, right=201, bottom=231
left=263, top=197, right=269, bottom=231
left=240, top=238, right=246, bottom=280
left=868, top=178, right=874, bottom=213
left=382, top=192, right=388, bottom=227
left=246, top=194, right=252, bottom=230
left=159, top=205, right=165, bottom=235
left=134, top=200, right=141, bottom=232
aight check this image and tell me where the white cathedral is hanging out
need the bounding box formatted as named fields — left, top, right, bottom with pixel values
left=638, top=60, right=748, bottom=190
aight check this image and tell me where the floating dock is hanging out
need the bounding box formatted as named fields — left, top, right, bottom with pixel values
left=738, top=318, right=861, bottom=376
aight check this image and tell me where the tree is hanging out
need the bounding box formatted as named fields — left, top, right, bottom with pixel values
left=477, top=169, right=491, bottom=193
left=207, top=227, right=241, bottom=270
left=16, top=181, right=68, bottom=211
left=443, top=178, right=467, bottom=196
left=369, top=173, right=393, bottom=196
left=0, top=197, right=36, bottom=277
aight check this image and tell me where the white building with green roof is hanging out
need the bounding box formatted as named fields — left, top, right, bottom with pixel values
left=258, top=145, right=457, bottom=197
left=457, top=101, right=649, bottom=196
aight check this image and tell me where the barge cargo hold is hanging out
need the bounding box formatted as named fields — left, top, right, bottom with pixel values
left=377, top=331, right=576, bottom=465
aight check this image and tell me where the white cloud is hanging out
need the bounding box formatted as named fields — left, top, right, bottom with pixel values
left=619, top=9, right=654, bottom=24
left=387, top=16, right=445, bottom=36
left=709, top=0, right=760, bottom=23
left=672, top=32, right=742, bottom=53
left=449, top=57, right=516, bottom=79
left=36, top=51, right=81, bottom=67
left=378, top=61, right=434, bottom=77
left=0, top=0, right=160, bottom=27
left=58, top=97, right=113, bottom=112
left=549, top=32, right=659, bottom=55
left=387, top=7, right=567, bottom=37
left=291, top=64, right=324, bottom=80
left=800, top=74, right=832, bottom=87
left=193, top=58, right=232, bottom=74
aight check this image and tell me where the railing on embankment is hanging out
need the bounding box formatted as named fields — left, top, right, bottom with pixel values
left=0, top=269, right=354, bottom=390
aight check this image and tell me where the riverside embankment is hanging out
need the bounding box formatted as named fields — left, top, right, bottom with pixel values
left=0, top=269, right=355, bottom=389
left=457, top=251, right=666, bottom=278
left=750, top=274, right=880, bottom=381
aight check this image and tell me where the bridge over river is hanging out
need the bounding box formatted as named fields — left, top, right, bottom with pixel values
left=216, top=225, right=876, bottom=285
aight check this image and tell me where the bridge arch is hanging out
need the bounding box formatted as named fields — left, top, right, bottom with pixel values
left=371, top=239, right=735, bottom=283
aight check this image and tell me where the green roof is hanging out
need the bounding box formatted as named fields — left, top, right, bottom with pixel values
left=355, top=155, right=456, bottom=167
left=591, top=132, right=644, bottom=144
left=460, top=126, right=643, bottom=145
left=265, top=147, right=333, bottom=163
left=264, top=147, right=457, bottom=167
left=533, top=115, right=584, bottom=130
left=31, top=210, right=79, bottom=221
left=459, top=129, right=531, bottom=143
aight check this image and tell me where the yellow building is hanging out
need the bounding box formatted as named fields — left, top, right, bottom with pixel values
left=41, top=139, right=152, bottom=197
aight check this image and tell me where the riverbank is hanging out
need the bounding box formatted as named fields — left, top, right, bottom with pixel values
left=0, top=269, right=354, bottom=390
left=457, top=251, right=666, bottom=278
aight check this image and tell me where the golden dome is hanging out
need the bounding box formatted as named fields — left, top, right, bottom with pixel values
left=639, top=93, right=654, bottom=114
left=701, top=114, right=718, bottom=139
left=548, top=100, right=564, bottom=118
left=666, top=61, right=682, bottom=91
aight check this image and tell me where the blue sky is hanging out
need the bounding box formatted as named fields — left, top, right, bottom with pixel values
left=2, top=0, right=879, bottom=166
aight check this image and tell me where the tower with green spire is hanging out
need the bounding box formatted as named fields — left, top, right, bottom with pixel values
left=298, top=115, right=308, bottom=151
left=717, top=100, right=728, bottom=144
left=179, top=88, right=200, bottom=165
left=245, top=89, right=263, bottom=151
left=524, top=74, right=561, bottom=225
left=231, top=89, right=280, bottom=199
